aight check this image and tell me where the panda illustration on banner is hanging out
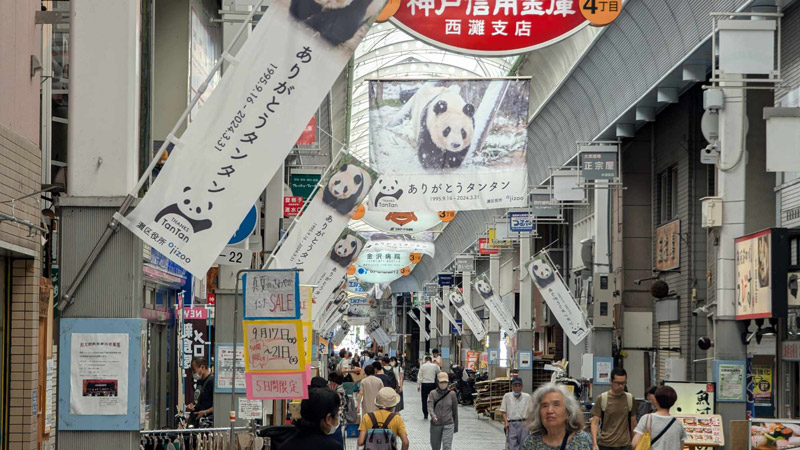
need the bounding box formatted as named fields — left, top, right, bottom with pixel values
left=474, top=278, right=494, bottom=300
left=154, top=185, right=213, bottom=234
left=329, top=233, right=362, bottom=268
left=529, top=257, right=556, bottom=289
left=409, top=85, right=476, bottom=170
left=448, top=291, right=465, bottom=309
left=322, top=163, right=372, bottom=216
left=289, top=0, right=374, bottom=47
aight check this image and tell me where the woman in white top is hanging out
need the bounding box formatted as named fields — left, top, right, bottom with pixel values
left=631, top=386, right=688, bottom=450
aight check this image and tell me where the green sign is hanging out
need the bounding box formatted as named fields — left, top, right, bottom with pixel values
left=290, top=173, right=321, bottom=200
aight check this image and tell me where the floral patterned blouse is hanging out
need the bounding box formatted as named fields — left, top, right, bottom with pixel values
left=523, top=431, right=593, bottom=450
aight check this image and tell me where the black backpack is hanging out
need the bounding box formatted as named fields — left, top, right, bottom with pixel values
left=383, top=367, right=398, bottom=390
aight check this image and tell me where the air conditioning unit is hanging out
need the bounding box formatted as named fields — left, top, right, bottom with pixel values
left=592, top=273, right=619, bottom=328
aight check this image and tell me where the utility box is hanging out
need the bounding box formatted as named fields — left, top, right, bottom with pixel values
left=764, top=108, right=800, bottom=172
left=592, top=273, right=618, bottom=328
left=701, top=197, right=723, bottom=228
left=718, top=20, right=776, bottom=75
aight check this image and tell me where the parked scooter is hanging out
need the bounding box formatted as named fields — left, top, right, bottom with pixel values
left=450, top=364, right=481, bottom=405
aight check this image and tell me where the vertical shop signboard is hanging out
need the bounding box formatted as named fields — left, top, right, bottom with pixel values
left=734, top=228, right=789, bottom=320
left=182, top=307, right=210, bottom=402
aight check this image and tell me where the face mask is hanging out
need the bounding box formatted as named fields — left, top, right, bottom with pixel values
left=390, top=362, right=396, bottom=367
left=513, top=391, right=521, bottom=398
left=325, top=417, right=340, bottom=435
left=438, top=382, right=449, bottom=390
left=192, top=372, right=201, bottom=381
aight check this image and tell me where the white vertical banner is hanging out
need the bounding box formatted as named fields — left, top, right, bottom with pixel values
left=314, top=289, right=348, bottom=331
left=407, top=310, right=430, bottom=341
left=524, top=251, right=590, bottom=345
left=447, top=291, right=486, bottom=341
left=367, top=320, right=391, bottom=347
left=118, top=0, right=386, bottom=277
left=272, top=157, right=376, bottom=282
left=332, top=322, right=349, bottom=346
left=433, top=295, right=461, bottom=334
left=418, top=307, right=439, bottom=335
left=307, top=229, right=366, bottom=321
left=473, top=275, right=518, bottom=336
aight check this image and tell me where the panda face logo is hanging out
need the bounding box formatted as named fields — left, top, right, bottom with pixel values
left=154, top=186, right=213, bottom=234
left=373, top=177, right=404, bottom=207
left=475, top=279, right=493, bottom=299
left=530, top=259, right=556, bottom=287
left=449, top=291, right=465, bottom=308
left=333, top=291, right=348, bottom=305
left=322, top=164, right=370, bottom=216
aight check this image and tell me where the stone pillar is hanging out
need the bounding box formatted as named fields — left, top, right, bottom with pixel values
left=461, top=272, right=474, bottom=361
left=488, top=255, right=502, bottom=377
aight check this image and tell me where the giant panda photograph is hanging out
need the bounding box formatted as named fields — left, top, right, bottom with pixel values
left=528, top=257, right=557, bottom=289
left=320, top=157, right=375, bottom=216
left=474, top=278, right=494, bottom=300
left=369, top=79, right=529, bottom=174
left=329, top=232, right=364, bottom=268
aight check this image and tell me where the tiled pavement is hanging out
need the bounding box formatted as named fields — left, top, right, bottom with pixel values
left=347, top=381, right=508, bottom=449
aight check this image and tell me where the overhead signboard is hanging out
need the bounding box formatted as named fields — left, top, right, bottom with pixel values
left=530, top=193, right=562, bottom=218
left=454, top=254, right=474, bottom=273
left=438, top=273, right=454, bottom=286
left=359, top=207, right=445, bottom=234
left=734, top=228, right=789, bottom=320
left=579, top=144, right=618, bottom=180
left=478, top=237, right=499, bottom=255
left=390, top=0, right=587, bottom=56
left=656, top=220, right=680, bottom=271
left=509, top=211, right=535, bottom=232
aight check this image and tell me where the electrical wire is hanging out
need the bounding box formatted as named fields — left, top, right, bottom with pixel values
left=716, top=92, right=747, bottom=172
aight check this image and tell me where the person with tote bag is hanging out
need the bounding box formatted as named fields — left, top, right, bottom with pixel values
left=631, top=386, right=688, bottom=450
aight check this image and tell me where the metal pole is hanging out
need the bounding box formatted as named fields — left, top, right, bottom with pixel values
left=57, top=0, right=267, bottom=312
left=231, top=269, right=245, bottom=450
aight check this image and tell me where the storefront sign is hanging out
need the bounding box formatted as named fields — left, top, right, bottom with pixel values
left=243, top=320, right=305, bottom=372
left=454, top=254, right=474, bottom=273
left=664, top=381, right=715, bottom=415
left=579, top=146, right=618, bottom=180
left=119, top=0, right=384, bottom=277
left=509, top=211, right=534, bottom=232
left=283, top=196, right=304, bottom=217
left=438, top=273, right=454, bottom=286
left=391, top=0, right=587, bottom=56
left=656, top=219, right=680, bottom=271
left=242, top=270, right=300, bottom=320
left=478, top=237, right=499, bottom=255
left=677, top=415, right=724, bottom=447
left=289, top=171, right=322, bottom=200
left=246, top=371, right=308, bottom=400
left=424, top=283, right=439, bottom=297
left=531, top=194, right=562, bottom=218
left=295, top=116, right=316, bottom=146
left=525, top=251, right=590, bottom=345
left=369, top=79, right=529, bottom=211
left=753, top=366, right=773, bottom=405
left=749, top=419, right=800, bottom=449
left=356, top=249, right=411, bottom=272
left=216, top=344, right=245, bottom=393
left=734, top=228, right=789, bottom=320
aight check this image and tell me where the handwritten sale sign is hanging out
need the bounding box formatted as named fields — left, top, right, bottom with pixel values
left=246, top=371, right=308, bottom=400
left=243, top=320, right=305, bottom=372
left=243, top=270, right=300, bottom=320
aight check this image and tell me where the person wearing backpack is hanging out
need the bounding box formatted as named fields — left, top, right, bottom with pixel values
left=631, top=386, right=688, bottom=450
left=590, top=368, right=637, bottom=450
left=427, top=372, right=458, bottom=450
left=357, top=387, right=410, bottom=450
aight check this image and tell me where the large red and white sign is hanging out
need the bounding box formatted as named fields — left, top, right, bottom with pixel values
left=391, top=0, right=587, bottom=56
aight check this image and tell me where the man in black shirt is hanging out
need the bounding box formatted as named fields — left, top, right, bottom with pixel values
left=187, top=357, right=214, bottom=426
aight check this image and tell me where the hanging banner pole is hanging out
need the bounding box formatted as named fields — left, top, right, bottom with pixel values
left=57, top=0, right=267, bottom=312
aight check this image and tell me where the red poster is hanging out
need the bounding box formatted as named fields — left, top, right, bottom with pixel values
left=283, top=196, right=305, bottom=218
left=479, top=237, right=499, bottom=255
left=296, top=116, right=315, bottom=145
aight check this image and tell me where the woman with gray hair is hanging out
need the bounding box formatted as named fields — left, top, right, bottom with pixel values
left=522, top=383, right=592, bottom=450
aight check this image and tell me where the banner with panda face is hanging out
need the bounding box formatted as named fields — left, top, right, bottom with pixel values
left=272, top=156, right=376, bottom=283
left=368, top=79, right=530, bottom=212
left=118, top=0, right=386, bottom=277
left=406, top=309, right=430, bottom=341
left=524, top=251, right=590, bottom=346
left=447, top=290, right=486, bottom=341
left=367, top=319, right=391, bottom=347
left=307, top=229, right=365, bottom=323
left=432, top=294, right=461, bottom=335
left=473, top=275, right=518, bottom=337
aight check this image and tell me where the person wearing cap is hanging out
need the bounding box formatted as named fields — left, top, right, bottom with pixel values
left=357, top=387, right=410, bottom=450
left=499, top=377, right=532, bottom=450
left=427, top=372, right=458, bottom=450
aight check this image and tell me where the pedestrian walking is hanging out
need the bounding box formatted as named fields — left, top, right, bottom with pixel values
left=432, top=348, right=443, bottom=368
left=279, top=388, right=342, bottom=450
left=499, top=377, right=531, bottom=450
left=631, top=386, right=687, bottom=450
left=374, top=361, right=391, bottom=387
left=389, top=356, right=405, bottom=412
left=428, top=372, right=458, bottom=450
left=417, top=356, right=439, bottom=419
left=359, top=365, right=385, bottom=416
left=590, top=368, right=636, bottom=450
left=522, top=383, right=592, bottom=450
left=358, top=387, right=410, bottom=450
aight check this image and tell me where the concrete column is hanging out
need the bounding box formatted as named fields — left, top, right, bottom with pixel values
left=441, top=286, right=451, bottom=372
left=517, top=235, right=534, bottom=389
left=461, top=272, right=474, bottom=358
left=430, top=288, right=439, bottom=351
left=489, top=255, right=502, bottom=376
left=418, top=304, right=427, bottom=360
left=714, top=83, right=747, bottom=443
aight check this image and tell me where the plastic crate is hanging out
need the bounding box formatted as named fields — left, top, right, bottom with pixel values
left=345, top=423, right=360, bottom=438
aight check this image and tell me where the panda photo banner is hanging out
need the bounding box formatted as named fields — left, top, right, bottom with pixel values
left=368, top=79, right=530, bottom=212
left=313, top=288, right=348, bottom=330
left=406, top=310, right=430, bottom=341
left=307, top=229, right=365, bottom=321
left=272, top=156, right=376, bottom=282
left=524, top=251, right=590, bottom=346
left=367, top=320, right=391, bottom=347
left=448, top=290, right=486, bottom=341
left=473, top=275, right=518, bottom=336
left=118, top=0, right=386, bottom=277
left=432, top=294, right=461, bottom=335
